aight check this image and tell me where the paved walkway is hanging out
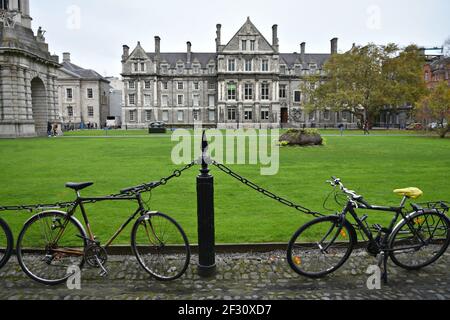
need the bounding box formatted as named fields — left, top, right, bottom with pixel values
left=0, top=250, right=449, bottom=300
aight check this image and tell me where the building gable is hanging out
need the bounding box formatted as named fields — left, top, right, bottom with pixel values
left=222, top=18, right=275, bottom=53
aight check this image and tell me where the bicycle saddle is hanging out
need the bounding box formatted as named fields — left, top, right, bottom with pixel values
left=65, top=182, right=94, bottom=191
left=393, top=187, right=423, bottom=199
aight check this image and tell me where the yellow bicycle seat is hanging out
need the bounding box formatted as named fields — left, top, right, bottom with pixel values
left=393, top=188, right=423, bottom=199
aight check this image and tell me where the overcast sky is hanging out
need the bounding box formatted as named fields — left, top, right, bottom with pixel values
left=30, top=0, right=450, bottom=77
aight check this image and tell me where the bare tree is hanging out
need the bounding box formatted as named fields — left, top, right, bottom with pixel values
left=444, top=37, right=450, bottom=57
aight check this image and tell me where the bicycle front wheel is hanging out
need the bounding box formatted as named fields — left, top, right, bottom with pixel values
left=0, top=217, right=14, bottom=270
left=389, top=211, right=450, bottom=270
left=287, top=216, right=355, bottom=278
left=131, top=212, right=190, bottom=281
left=17, top=211, right=87, bottom=286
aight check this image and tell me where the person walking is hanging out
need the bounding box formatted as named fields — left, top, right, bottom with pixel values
left=364, top=120, right=370, bottom=135
left=338, top=123, right=345, bottom=136
left=47, top=122, right=52, bottom=137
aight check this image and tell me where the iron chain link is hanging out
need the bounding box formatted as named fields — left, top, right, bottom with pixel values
left=212, top=161, right=323, bottom=218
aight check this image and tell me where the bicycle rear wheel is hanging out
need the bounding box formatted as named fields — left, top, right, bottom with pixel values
left=389, top=211, right=450, bottom=270
left=0, top=218, right=13, bottom=270
left=16, top=211, right=87, bottom=286
left=287, top=216, right=355, bottom=278
left=131, top=212, right=190, bottom=281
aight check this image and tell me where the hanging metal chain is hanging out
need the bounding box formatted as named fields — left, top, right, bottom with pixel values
left=212, top=161, right=324, bottom=218
left=157, top=160, right=197, bottom=187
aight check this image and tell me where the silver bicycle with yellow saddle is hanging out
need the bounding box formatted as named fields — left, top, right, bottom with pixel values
left=287, top=177, right=450, bottom=283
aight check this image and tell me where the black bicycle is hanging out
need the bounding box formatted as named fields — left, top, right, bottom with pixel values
left=0, top=217, right=14, bottom=270
left=16, top=181, right=190, bottom=286
left=287, top=177, right=450, bottom=283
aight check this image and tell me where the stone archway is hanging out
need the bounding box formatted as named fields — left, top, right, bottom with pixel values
left=31, top=77, right=48, bottom=136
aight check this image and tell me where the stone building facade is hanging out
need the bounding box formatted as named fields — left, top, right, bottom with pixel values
left=0, top=0, right=60, bottom=137
left=56, top=52, right=110, bottom=129
left=122, top=18, right=358, bottom=129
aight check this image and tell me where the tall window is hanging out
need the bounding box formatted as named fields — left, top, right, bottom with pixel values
left=177, top=94, right=184, bottom=105
left=128, top=94, right=135, bottom=105
left=177, top=82, right=184, bottom=90
left=87, top=106, right=94, bottom=118
left=244, top=110, right=253, bottom=121
left=241, top=40, right=247, bottom=51
left=162, top=111, right=169, bottom=122
left=144, top=94, right=151, bottom=106
left=133, top=63, right=139, bottom=72
left=228, top=59, right=235, bottom=72
left=193, top=95, right=200, bottom=107
left=145, top=110, right=152, bottom=122
left=193, top=82, right=199, bottom=90
left=279, top=85, right=287, bottom=99
left=162, top=95, right=169, bottom=107
left=140, top=63, right=145, bottom=72
left=227, top=83, right=236, bottom=100
left=262, top=60, right=269, bottom=72
left=294, top=91, right=301, bottom=103
left=245, top=59, right=252, bottom=72
left=177, top=110, right=184, bottom=121
left=208, top=95, right=215, bottom=107
left=129, top=81, right=135, bottom=89
left=261, top=110, right=270, bottom=121
left=209, top=110, right=215, bottom=121
left=250, top=40, right=256, bottom=51
left=1, top=0, right=9, bottom=10
left=244, top=84, right=253, bottom=100
left=67, top=106, right=73, bottom=117
left=129, top=110, right=136, bottom=122
left=66, top=88, right=73, bottom=100
left=227, top=108, right=236, bottom=121
left=162, top=82, right=168, bottom=90
left=261, top=83, right=269, bottom=100
left=144, top=81, right=151, bottom=89
left=87, top=88, right=93, bottom=99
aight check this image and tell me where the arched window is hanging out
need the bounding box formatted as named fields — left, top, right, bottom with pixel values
left=1, top=0, right=9, bottom=10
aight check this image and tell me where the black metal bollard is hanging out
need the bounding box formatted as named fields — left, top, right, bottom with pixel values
left=197, top=131, right=216, bottom=277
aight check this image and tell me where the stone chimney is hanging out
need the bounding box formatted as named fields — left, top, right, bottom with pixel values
left=154, top=36, right=161, bottom=57
left=187, top=41, right=192, bottom=64
left=272, top=25, right=279, bottom=52
left=122, top=45, right=130, bottom=61
left=216, top=24, right=222, bottom=51
left=300, top=42, right=306, bottom=55
left=331, top=38, right=338, bottom=54
left=62, top=52, right=71, bottom=63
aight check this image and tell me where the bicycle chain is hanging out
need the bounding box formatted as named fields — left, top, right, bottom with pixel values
left=211, top=161, right=323, bottom=217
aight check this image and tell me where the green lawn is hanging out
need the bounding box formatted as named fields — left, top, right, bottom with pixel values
left=0, top=133, right=448, bottom=245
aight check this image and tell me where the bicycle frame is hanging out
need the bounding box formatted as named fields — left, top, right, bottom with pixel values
left=339, top=197, right=429, bottom=253
left=53, top=191, right=149, bottom=256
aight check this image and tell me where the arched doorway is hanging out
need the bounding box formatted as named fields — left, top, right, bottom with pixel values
left=31, top=77, right=48, bottom=137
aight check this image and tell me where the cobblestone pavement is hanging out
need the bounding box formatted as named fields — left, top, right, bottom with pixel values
left=0, top=250, right=449, bottom=300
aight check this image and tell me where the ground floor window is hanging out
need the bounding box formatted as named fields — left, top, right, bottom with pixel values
left=227, top=108, right=236, bottom=121
left=193, top=110, right=200, bottom=121
left=145, top=110, right=152, bottom=122
left=208, top=110, right=215, bottom=121
left=129, top=110, right=136, bottom=122
left=244, top=110, right=253, bottom=121
left=178, top=110, right=184, bottom=122
left=261, top=110, right=270, bottom=121
left=87, top=106, right=94, bottom=118
left=162, top=111, right=169, bottom=122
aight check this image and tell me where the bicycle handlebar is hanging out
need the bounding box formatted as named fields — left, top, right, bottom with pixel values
left=328, top=177, right=371, bottom=208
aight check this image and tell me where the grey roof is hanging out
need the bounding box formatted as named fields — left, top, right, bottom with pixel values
left=61, top=61, right=108, bottom=81
left=280, top=53, right=331, bottom=68
left=147, top=52, right=216, bottom=68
